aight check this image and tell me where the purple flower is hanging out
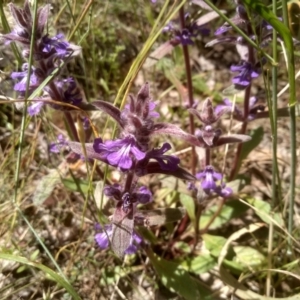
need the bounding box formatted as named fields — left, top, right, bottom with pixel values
left=230, top=61, right=261, bottom=90
left=136, top=142, right=180, bottom=172
left=27, top=100, right=44, bottom=116
left=49, top=134, right=68, bottom=153
left=50, top=78, right=82, bottom=106
left=41, top=34, right=81, bottom=59
left=41, top=34, right=70, bottom=57
left=26, top=77, right=82, bottom=115
left=163, top=14, right=209, bottom=46
left=11, top=66, right=39, bottom=92
left=95, top=224, right=142, bottom=255
left=93, top=136, right=146, bottom=170
left=196, top=165, right=232, bottom=197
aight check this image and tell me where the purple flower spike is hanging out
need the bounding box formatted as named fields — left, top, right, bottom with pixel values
left=93, top=136, right=146, bottom=170
left=196, top=165, right=232, bottom=198
left=230, top=60, right=264, bottom=90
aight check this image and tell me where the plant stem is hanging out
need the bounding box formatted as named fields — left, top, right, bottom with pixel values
left=229, top=46, right=255, bottom=180
left=282, top=0, right=296, bottom=248
left=179, top=7, right=196, bottom=176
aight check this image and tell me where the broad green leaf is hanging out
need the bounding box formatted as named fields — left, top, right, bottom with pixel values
left=180, top=194, right=195, bottom=222
left=202, top=234, right=228, bottom=257
left=0, top=253, right=81, bottom=300
left=246, top=198, right=284, bottom=226
left=147, top=250, right=212, bottom=300
left=200, top=200, right=248, bottom=230
left=181, top=254, right=217, bottom=275
left=62, top=178, right=90, bottom=194
left=233, top=246, right=266, bottom=271
left=217, top=223, right=300, bottom=299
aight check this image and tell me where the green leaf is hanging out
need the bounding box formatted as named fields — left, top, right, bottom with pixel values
left=200, top=200, right=248, bottom=230
left=0, top=253, right=81, bottom=300
left=148, top=250, right=212, bottom=300
left=180, top=194, right=195, bottom=223
left=62, top=178, right=90, bottom=194
left=246, top=198, right=284, bottom=226
left=236, top=126, right=264, bottom=175
left=202, top=234, right=228, bottom=257
left=233, top=246, right=266, bottom=270
left=181, top=254, right=217, bottom=275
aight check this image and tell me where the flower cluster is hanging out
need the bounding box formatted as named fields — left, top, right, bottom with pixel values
left=188, top=98, right=250, bottom=198
left=66, top=83, right=197, bottom=256
left=190, top=98, right=250, bottom=148
left=163, top=13, right=209, bottom=46
left=4, top=1, right=82, bottom=115
left=95, top=184, right=152, bottom=256
left=205, top=1, right=270, bottom=91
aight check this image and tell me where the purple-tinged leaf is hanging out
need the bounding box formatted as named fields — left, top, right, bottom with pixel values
left=151, top=123, right=202, bottom=146
left=134, top=207, right=186, bottom=226
left=92, top=100, right=123, bottom=127
left=215, top=134, right=251, bottom=146
left=111, top=202, right=134, bottom=258
left=141, top=162, right=196, bottom=181
left=37, top=5, right=50, bottom=35
left=68, top=141, right=108, bottom=163
left=8, top=2, right=28, bottom=30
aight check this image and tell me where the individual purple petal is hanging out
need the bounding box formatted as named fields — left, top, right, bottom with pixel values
left=28, top=101, right=44, bottom=116
left=148, top=102, right=160, bottom=118
left=230, top=61, right=261, bottom=89
left=104, top=184, right=122, bottom=201
left=145, top=143, right=180, bottom=171
left=124, top=232, right=143, bottom=255
left=217, top=185, right=233, bottom=198
left=11, top=68, right=39, bottom=92
left=49, top=134, right=68, bottom=153
left=95, top=224, right=112, bottom=249
left=93, top=137, right=146, bottom=170
left=134, top=186, right=153, bottom=204
left=196, top=165, right=223, bottom=194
